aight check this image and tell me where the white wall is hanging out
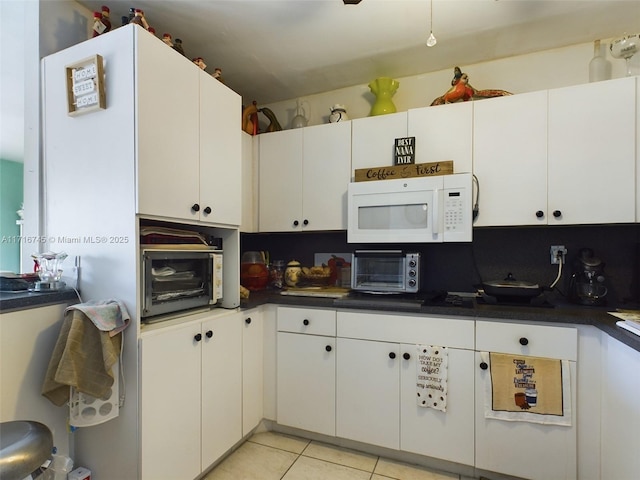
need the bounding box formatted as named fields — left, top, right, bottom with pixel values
left=261, top=40, right=639, bottom=131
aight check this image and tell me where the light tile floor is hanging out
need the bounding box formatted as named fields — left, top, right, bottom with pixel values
left=204, top=431, right=461, bottom=480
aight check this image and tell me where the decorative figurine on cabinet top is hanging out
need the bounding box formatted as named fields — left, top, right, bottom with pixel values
left=193, top=57, right=207, bottom=70
left=430, top=67, right=512, bottom=106
left=162, top=33, right=173, bottom=47
left=173, top=38, right=186, bottom=56
left=100, top=5, right=111, bottom=33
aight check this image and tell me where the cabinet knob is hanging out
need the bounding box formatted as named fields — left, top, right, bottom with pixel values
left=519, top=337, right=529, bottom=346
left=303, top=319, right=309, bottom=326
left=206, top=330, right=213, bottom=338
left=403, top=352, right=411, bottom=360
left=325, top=345, right=332, bottom=352
left=194, top=333, right=202, bottom=342
left=245, top=317, right=252, bottom=324
left=389, top=352, right=396, bottom=359
left=480, top=362, right=488, bottom=370
left=203, top=206, right=212, bottom=215
left=553, top=210, right=562, bottom=218
left=535, top=210, right=544, bottom=218
left=303, top=219, right=309, bottom=226
left=293, top=220, right=299, bottom=227
left=191, top=203, right=200, bottom=212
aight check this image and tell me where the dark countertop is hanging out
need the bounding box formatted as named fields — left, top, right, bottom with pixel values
left=0, top=288, right=79, bottom=313
left=242, top=290, right=640, bottom=353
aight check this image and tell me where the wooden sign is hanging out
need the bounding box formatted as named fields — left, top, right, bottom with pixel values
left=394, top=137, right=415, bottom=165
left=66, top=54, right=106, bottom=116
left=354, top=160, right=454, bottom=182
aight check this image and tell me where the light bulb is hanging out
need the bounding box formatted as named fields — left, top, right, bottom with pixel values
left=427, top=32, right=437, bottom=47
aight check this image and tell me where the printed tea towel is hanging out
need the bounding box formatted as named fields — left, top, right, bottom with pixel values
left=416, top=345, right=448, bottom=412
left=481, top=351, right=572, bottom=426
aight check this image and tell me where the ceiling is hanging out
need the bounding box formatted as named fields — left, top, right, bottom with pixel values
left=75, top=0, right=639, bottom=105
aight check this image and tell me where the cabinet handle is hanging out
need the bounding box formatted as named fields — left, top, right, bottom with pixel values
left=389, top=352, right=396, bottom=359
left=206, top=330, right=213, bottom=338
left=403, top=352, right=411, bottom=360
left=553, top=210, right=562, bottom=218
left=194, top=333, right=202, bottom=342
left=303, top=319, right=309, bottom=326
left=535, top=210, right=544, bottom=218
left=203, top=206, right=212, bottom=215
left=519, top=337, right=529, bottom=346
left=325, top=345, right=332, bottom=352
left=303, top=219, right=309, bottom=226
left=245, top=317, right=252, bottom=324
left=293, top=220, right=299, bottom=227
left=191, top=203, right=200, bottom=212
left=480, top=362, right=488, bottom=370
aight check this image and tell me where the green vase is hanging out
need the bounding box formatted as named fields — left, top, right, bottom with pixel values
left=368, top=77, right=399, bottom=116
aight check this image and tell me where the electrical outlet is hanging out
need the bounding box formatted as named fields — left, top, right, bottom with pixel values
left=550, top=245, right=567, bottom=264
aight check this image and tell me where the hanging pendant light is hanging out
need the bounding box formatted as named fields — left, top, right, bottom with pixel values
left=427, top=0, right=437, bottom=47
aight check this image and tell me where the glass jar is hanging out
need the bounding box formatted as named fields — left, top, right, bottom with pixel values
left=240, top=251, right=269, bottom=291
left=269, top=260, right=285, bottom=289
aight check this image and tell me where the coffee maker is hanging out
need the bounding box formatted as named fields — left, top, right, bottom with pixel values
left=569, top=248, right=608, bottom=306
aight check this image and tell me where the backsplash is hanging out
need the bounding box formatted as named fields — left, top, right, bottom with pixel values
left=241, top=224, right=640, bottom=307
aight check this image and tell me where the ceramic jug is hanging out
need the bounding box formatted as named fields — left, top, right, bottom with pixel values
left=291, top=99, right=308, bottom=129
left=329, top=104, right=349, bottom=123
left=368, top=77, right=399, bottom=116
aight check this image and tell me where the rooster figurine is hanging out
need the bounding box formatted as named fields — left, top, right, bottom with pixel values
left=431, top=67, right=512, bottom=106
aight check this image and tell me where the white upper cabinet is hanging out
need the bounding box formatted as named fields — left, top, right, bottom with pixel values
left=408, top=102, right=473, bottom=174
left=259, top=122, right=351, bottom=232
left=474, top=77, right=637, bottom=226
left=547, top=76, right=636, bottom=225
left=199, top=71, right=241, bottom=226
left=136, top=29, right=200, bottom=222
left=135, top=28, right=241, bottom=225
left=351, top=112, right=408, bottom=177
left=473, top=90, right=548, bottom=227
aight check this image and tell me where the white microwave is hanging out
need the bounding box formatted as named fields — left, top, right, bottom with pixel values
left=347, top=173, right=472, bottom=243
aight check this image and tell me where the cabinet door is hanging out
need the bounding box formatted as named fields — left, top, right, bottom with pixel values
left=277, top=332, right=336, bottom=435
left=200, top=72, right=242, bottom=225
left=601, top=335, right=640, bottom=480
left=259, top=129, right=303, bottom=231
left=351, top=112, right=408, bottom=177
left=400, top=345, right=475, bottom=466
left=241, top=132, right=258, bottom=232
left=474, top=352, right=577, bottom=480
left=336, top=338, right=400, bottom=450
left=140, top=322, right=202, bottom=480
left=548, top=77, right=636, bottom=224
left=408, top=102, right=473, bottom=174
left=137, top=31, right=200, bottom=221
left=201, top=313, right=242, bottom=469
left=302, top=122, right=352, bottom=230
left=242, top=308, right=264, bottom=436
left=473, top=91, right=548, bottom=226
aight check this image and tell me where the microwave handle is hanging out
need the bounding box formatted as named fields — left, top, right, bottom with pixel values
left=432, top=188, right=440, bottom=235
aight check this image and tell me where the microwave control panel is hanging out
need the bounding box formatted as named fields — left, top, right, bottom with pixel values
left=444, top=191, right=465, bottom=231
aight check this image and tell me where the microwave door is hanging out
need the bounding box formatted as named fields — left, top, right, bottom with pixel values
left=349, top=190, right=441, bottom=243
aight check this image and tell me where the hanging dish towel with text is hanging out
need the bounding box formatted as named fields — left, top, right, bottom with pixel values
left=416, top=345, right=448, bottom=412
left=481, top=351, right=571, bottom=426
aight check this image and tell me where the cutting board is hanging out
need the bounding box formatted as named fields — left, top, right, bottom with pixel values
left=280, top=287, right=351, bottom=299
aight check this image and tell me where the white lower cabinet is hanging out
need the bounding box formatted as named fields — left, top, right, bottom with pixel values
left=242, top=308, right=264, bottom=436
left=335, top=311, right=476, bottom=464
left=276, top=307, right=336, bottom=435
left=140, top=312, right=242, bottom=480
left=600, top=334, right=640, bottom=480
left=474, top=320, right=577, bottom=480
left=336, top=337, right=400, bottom=449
